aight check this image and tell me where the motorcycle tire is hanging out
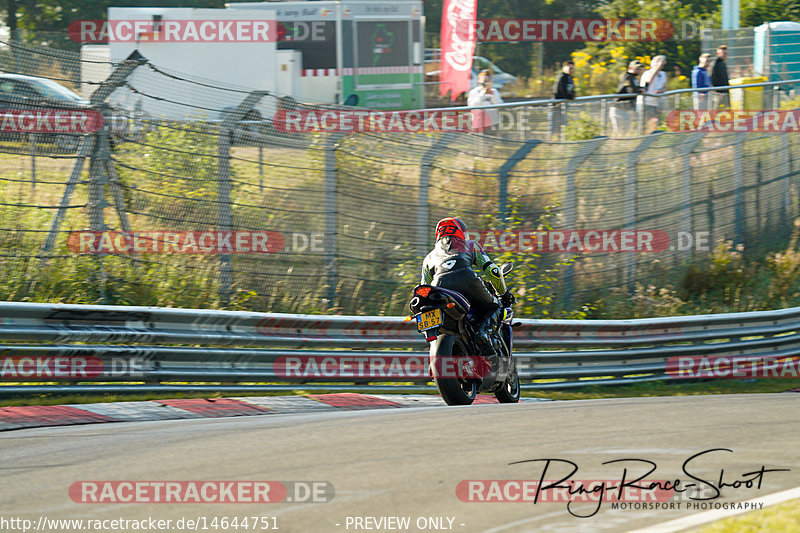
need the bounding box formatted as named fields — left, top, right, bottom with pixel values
left=430, top=334, right=477, bottom=405
left=494, top=336, right=520, bottom=403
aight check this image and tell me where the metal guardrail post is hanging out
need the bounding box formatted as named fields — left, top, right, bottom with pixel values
left=498, top=139, right=541, bottom=222
left=417, top=133, right=455, bottom=257
left=324, top=132, right=347, bottom=304
left=217, top=91, right=269, bottom=306
left=733, top=132, right=747, bottom=246
left=625, top=133, right=662, bottom=291
left=562, top=138, right=604, bottom=304
left=679, top=132, right=706, bottom=256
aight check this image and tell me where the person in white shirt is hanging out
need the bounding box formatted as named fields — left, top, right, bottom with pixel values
left=467, top=69, right=503, bottom=132
left=638, top=55, right=667, bottom=131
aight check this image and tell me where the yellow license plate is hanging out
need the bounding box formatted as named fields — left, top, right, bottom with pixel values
left=416, top=309, right=442, bottom=331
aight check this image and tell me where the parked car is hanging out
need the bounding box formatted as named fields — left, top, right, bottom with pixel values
left=424, top=51, right=518, bottom=94
left=0, top=73, right=91, bottom=150
left=0, top=73, right=147, bottom=150
left=470, top=56, right=518, bottom=91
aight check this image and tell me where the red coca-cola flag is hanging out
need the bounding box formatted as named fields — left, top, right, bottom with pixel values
left=440, top=0, right=477, bottom=100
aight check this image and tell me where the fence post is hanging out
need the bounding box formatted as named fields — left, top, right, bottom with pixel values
left=599, top=99, right=607, bottom=137
left=216, top=90, right=269, bottom=306
left=562, top=137, right=604, bottom=305
left=733, top=132, right=747, bottom=246
left=781, top=133, right=792, bottom=234
left=418, top=133, right=455, bottom=258
left=498, top=138, right=541, bottom=222
left=323, top=132, right=347, bottom=304
left=679, top=132, right=706, bottom=257
left=87, top=131, right=112, bottom=302
left=29, top=133, right=36, bottom=190
left=636, top=96, right=645, bottom=135
left=625, top=133, right=662, bottom=292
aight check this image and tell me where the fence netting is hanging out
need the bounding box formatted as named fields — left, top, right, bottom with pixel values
left=0, top=40, right=798, bottom=315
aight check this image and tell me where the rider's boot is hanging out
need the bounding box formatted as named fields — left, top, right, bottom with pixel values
left=474, top=307, right=502, bottom=357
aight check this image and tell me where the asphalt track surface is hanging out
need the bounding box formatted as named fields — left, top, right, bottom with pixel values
left=1, top=393, right=798, bottom=533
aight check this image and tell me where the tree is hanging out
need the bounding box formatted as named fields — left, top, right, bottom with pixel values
left=1, top=0, right=228, bottom=50
left=741, top=0, right=800, bottom=27
left=580, top=0, right=720, bottom=80
left=424, top=0, right=597, bottom=78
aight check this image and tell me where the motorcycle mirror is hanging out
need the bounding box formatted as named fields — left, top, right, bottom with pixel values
left=501, top=262, right=513, bottom=275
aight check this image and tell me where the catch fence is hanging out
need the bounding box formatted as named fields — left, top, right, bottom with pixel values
left=1, top=41, right=799, bottom=316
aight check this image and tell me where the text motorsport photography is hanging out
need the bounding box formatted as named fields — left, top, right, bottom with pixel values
left=457, top=449, right=789, bottom=519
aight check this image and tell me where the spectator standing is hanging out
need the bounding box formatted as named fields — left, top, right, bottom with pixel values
left=610, top=60, right=644, bottom=136
left=468, top=69, right=503, bottom=132
left=691, top=53, right=712, bottom=110
left=711, top=45, right=730, bottom=108
left=553, top=60, right=576, bottom=100
left=638, top=55, right=667, bottom=132
left=550, top=60, right=575, bottom=139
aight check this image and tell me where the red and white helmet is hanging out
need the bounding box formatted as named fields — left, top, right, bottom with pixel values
left=435, top=217, right=468, bottom=241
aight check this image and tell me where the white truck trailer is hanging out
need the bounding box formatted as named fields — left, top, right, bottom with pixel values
left=83, top=1, right=423, bottom=119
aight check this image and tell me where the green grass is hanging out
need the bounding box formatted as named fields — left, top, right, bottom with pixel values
left=693, top=499, right=800, bottom=533
left=2, top=378, right=798, bottom=407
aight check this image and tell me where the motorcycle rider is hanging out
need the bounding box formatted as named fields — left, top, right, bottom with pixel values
left=420, top=217, right=515, bottom=356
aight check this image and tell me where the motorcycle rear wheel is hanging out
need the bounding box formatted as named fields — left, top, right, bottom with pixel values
left=430, top=335, right=477, bottom=405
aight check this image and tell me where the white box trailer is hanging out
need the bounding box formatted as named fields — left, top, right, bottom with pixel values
left=80, top=45, right=113, bottom=99
left=228, top=1, right=424, bottom=109
left=85, top=2, right=423, bottom=117
left=101, top=7, right=279, bottom=120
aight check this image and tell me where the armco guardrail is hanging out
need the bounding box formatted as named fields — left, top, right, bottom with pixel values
left=1, top=301, right=799, bottom=396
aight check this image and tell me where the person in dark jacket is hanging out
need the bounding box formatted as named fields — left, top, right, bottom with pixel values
left=550, top=60, right=575, bottom=139
left=610, top=60, right=644, bottom=135
left=553, top=60, right=576, bottom=100
left=420, top=217, right=514, bottom=356
left=691, top=53, right=712, bottom=110
left=711, top=45, right=730, bottom=108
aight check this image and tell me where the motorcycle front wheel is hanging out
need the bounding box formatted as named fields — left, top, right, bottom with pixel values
left=494, top=336, right=520, bottom=403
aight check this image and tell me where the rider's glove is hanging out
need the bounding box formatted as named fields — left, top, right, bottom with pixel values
left=500, top=291, right=515, bottom=307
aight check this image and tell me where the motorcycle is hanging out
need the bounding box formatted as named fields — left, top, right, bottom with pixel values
left=407, top=262, right=520, bottom=405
